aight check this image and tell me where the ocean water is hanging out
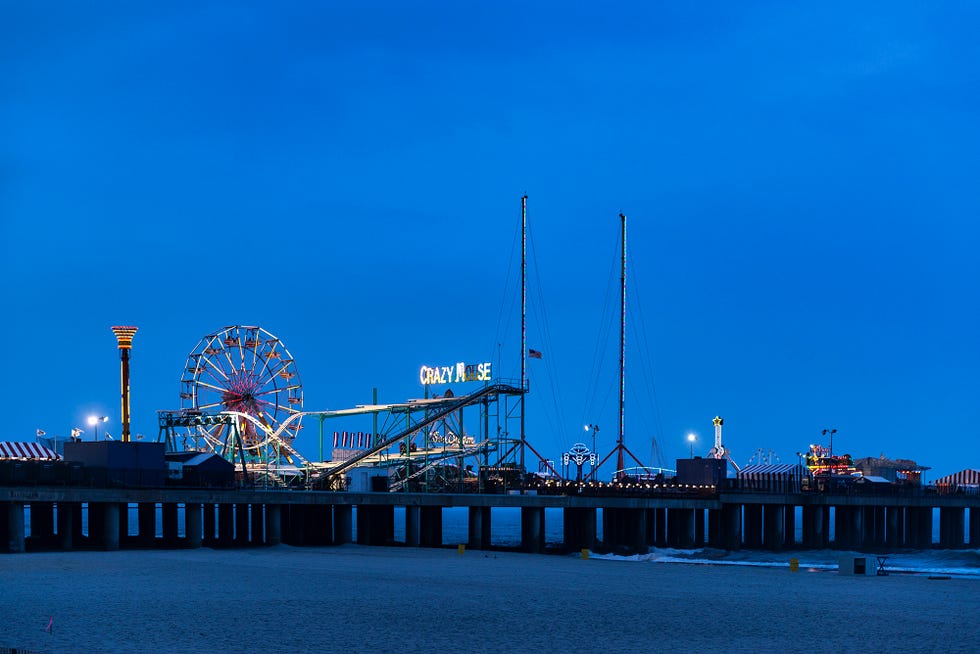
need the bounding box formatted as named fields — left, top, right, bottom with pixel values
left=20, top=504, right=980, bottom=578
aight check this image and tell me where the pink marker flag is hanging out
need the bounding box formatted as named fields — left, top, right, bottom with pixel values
left=46, top=616, right=54, bottom=633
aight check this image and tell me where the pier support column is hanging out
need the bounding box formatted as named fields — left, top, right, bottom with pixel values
left=783, top=505, right=796, bottom=548
left=873, top=507, right=886, bottom=548
left=563, top=507, right=596, bottom=552
left=250, top=505, right=265, bottom=545
left=202, top=504, right=216, bottom=547
left=138, top=503, right=156, bottom=547
left=707, top=509, right=723, bottom=549
left=469, top=507, right=493, bottom=550
left=940, top=507, right=965, bottom=549
left=57, top=502, right=78, bottom=550
left=521, top=507, right=545, bottom=553
left=419, top=507, right=441, bottom=547
left=721, top=504, right=741, bottom=551
left=763, top=505, right=784, bottom=552
left=357, top=505, right=394, bottom=546
left=235, top=504, right=250, bottom=546
left=802, top=506, right=824, bottom=548
left=693, top=509, right=705, bottom=548
left=266, top=505, right=281, bottom=545
left=118, top=503, right=130, bottom=547
left=308, top=505, right=332, bottom=546
left=218, top=504, right=235, bottom=547
left=671, top=508, right=695, bottom=549
left=833, top=506, right=851, bottom=549
left=29, top=502, right=55, bottom=549
left=334, top=505, right=352, bottom=545
left=653, top=508, right=666, bottom=547
left=919, top=507, right=934, bottom=549
left=970, top=508, right=980, bottom=548
left=886, top=507, right=900, bottom=549
left=281, top=505, right=304, bottom=545
left=5, top=502, right=25, bottom=553
left=405, top=506, right=420, bottom=547
left=162, top=503, right=179, bottom=548
left=743, top=505, right=762, bottom=549
left=185, top=503, right=202, bottom=549
left=102, top=503, right=120, bottom=551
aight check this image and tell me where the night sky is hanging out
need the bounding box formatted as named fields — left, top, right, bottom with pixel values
left=2, top=2, right=978, bottom=478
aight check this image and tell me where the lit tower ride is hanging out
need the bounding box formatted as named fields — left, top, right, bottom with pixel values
left=111, top=326, right=138, bottom=442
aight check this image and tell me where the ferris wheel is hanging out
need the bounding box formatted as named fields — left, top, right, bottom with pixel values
left=179, top=325, right=303, bottom=462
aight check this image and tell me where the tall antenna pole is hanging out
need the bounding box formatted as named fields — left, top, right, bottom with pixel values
left=520, top=194, right=528, bottom=469
left=617, top=212, right=626, bottom=478
left=111, top=326, right=138, bottom=442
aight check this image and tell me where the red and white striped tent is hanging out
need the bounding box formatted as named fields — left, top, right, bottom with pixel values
left=933, top=469, right=980, bottom=488
left=0, top=441, right=62, bottom=460
left=738, top=463, right=809, bottom=493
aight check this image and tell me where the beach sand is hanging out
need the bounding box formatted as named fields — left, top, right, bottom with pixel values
left=1, top=545, right=977, bottom=653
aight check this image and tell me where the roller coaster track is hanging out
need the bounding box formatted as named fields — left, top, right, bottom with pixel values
left=387, top=440, right=490, bottom=493
left=309, top=383, right=524, bottom=483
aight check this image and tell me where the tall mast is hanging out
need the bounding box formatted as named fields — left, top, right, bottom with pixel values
left=520, top=194, right=528, bottom=469
left=617, top=212, right=626, bottom=477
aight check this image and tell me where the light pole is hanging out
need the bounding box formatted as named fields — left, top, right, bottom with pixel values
left=87, top=415, right=108, bottom=441
left=687, top=432, right=696, bottom=458
left=822, top=428, right=837, bottom=471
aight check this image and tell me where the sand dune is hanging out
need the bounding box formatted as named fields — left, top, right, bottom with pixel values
left=1, top=546, right=978, bottom=653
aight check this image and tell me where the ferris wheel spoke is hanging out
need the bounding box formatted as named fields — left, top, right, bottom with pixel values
left=200, top=357, right=232, bottom=384
left=254, top=386, right=288, bottom=397
left=194, top=379, right=230, bottom=394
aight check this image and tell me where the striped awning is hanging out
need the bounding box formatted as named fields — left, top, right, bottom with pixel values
left=738, top=464, right=807, bottom=493
left=0, top=441, right=62, bottom=460
left=933, top=469, right=980, bottom=486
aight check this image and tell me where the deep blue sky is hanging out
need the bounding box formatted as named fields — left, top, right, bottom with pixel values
left=2, top=2, right=978, bottom=478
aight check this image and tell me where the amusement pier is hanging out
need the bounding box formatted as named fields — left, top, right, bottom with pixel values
left=3, top=213, right=977, bottom=557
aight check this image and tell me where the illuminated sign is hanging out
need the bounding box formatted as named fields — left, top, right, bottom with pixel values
left=419, top=361, right=492, bottom=385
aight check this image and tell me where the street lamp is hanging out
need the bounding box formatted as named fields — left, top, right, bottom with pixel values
left=584, top=424, right=599, bottom=458
left=687, top=432, right=696, bottom=458
left=87, top=415, right=108, bottom=441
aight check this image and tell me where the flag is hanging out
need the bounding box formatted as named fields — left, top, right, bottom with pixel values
left=71, top=428, right=83, bottom=440
left=333, top=431, right=339, bottom=448
left=36, top=429, right=46, bottom=437
left=46, top=616, right=54, bottom=634
left=528, top=349, right=542, bottom=359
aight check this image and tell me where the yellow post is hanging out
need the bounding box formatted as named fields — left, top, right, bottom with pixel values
left=457, top=543, right=465, bottom=555
left=581, top=548, right=590, bottom=560
left=789, top=558, right=799, bottom=572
